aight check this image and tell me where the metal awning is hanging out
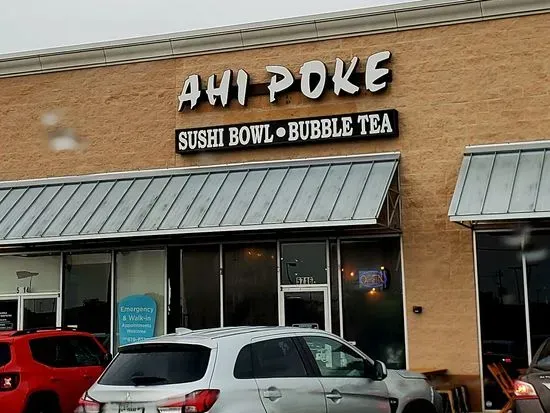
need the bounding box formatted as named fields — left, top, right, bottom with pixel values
left=0, top=153, right=400, bottom=245
left=449, top=141, right=550, bottom=224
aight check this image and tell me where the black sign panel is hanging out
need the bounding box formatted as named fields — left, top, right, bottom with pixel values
left=0, top=300, right=17, bottom=331
left=175, top=109, right=398, bottom=154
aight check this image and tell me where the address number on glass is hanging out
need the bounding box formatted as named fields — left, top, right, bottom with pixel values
left=295, top=277, right=316, bottom=285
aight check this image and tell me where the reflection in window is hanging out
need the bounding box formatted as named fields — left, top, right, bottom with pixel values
left=180, top=245, right=220, bottom=330
left=23, top=298, right=57, bottom=329
left=476, top=232, right=528, bottom=411
left=224, top=244, right=277, bottom=326
left=0, top=254, right=60, bottom=294
left=340, top=237, right=405, bottom=369
left=115, top=250, right=165, bottom=350
left=304, top=336, right=365, bottom=377
left=63, top=253, right=111, bottom=351
left=527, top=232, right=550, bottom=362
left=330, top=241, right=340, bottom=336
left=281, top=242, right=327, bottom=285
left=252, top=338, right=307, bottom=378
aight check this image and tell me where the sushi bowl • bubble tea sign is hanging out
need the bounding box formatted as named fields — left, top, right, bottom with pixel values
left=118, top=295, right=157, bottom=345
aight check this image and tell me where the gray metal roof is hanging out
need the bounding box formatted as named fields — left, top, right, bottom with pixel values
left=0, top=153, right=399, bottom=245
left=449, top=141, right=550, bottom=223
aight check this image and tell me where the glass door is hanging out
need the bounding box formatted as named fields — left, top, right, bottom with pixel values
left=281, top=286, right=330, bottom=331
left=0, top=298, right=18, bottom=332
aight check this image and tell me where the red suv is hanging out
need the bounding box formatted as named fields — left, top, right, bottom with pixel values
left=0, top=327, right=112, bottom=413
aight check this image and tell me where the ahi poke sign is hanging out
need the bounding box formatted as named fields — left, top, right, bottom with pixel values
left=177, top=51, right=392, bottom=111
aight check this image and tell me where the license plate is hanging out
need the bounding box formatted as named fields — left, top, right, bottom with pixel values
left=118, top=406, right=144, bottom=413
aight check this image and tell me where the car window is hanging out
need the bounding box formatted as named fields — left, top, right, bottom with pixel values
left=67, top=336, right=104, bottom=367
left=533, top=340, right=550, bottom=370
left=234, top=344, right=253, bottom=379
left=30, top=337, right=78, bottom=368
left=303, top=336, right=366, bottom=378
left=98, top=343, right=210, bottom=386
left=0, top=344, right=11, bottom=367
left=251, top=337, right=308, bottom=378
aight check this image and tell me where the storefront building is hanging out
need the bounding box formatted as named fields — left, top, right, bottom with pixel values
left=0, top=0, right=549, bottom=411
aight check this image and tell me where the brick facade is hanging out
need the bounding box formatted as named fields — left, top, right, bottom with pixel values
left=1, top=13, right=549, bottom=410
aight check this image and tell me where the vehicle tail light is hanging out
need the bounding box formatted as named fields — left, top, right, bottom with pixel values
left=74, top=392, right=101, bottom=413
left=0, top=373, right=19, bottom=391
left=158, top=389, right=220, bottom=413
left=514, top=380, right=538, bottom=400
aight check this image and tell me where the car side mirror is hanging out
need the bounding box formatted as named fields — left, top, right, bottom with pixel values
left=374, top=360, right=387, bottom=380
left=102, top=352, right=113, bottom=367
left=365, top=360, right=387, bottom=381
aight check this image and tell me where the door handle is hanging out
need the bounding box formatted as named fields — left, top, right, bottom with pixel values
left=262, top=387, right=282, bottom=401
left=49, top=376, right=61, bottom=383
left=326, top=390, right=342, bottom=402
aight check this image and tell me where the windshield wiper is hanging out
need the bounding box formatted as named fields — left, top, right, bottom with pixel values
left=130, top=376, right=168, bottom=386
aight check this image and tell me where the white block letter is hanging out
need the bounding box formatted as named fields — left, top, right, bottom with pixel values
left=310, top=120, right=321, bottom=139
left=321, top=119, right=332, bottom=138
left=332, top=57, right=360, bottom=95
left=207, top=69, right=232, bottom=107
left=178, top=132, right=188, bottom=151
left=300, top=60, right=326, bottom=99
left=288, top=122, right=299, bottom=141
left=237, top=69, right=249, bottom=106
left=177, top=74, right=201, bottom=111
left=381, top=113, right=393, bottom=134
left=228, top=127, right=239, bottom=146
left=266, top=65, right=294, bottom=103
left=366, top=51, right=391, bottom=93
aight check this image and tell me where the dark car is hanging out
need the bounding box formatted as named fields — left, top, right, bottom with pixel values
left=515, top=338, right=550, bottom=412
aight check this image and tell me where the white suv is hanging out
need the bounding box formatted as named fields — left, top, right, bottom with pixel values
left=77, top=326, right=443, bottom=413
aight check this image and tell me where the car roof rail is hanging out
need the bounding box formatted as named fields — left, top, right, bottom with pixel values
left=175, top=327, right=193, bottom=335
left=11, top=326, right=79, bottom=337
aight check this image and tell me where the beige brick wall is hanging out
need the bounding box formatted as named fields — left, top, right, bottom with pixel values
left=1, top=13, right=549, bottom=407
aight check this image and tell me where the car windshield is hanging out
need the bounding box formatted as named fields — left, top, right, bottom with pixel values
left=98, top=343, right=211, bottom=386
left=0, top=344, right=10, bottom=367
left=533, top=340, right=550, bottom=371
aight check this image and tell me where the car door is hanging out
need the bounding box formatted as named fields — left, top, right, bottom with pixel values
left=66, top=335, right=107, bottom=390
left=297, top=335, right=391, bottom=413
left=28, top=336, right=86, bottom=413
left=251, top=336, right=327, bottom=413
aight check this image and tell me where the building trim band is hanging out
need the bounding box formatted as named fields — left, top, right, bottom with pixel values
left=0, top=0, right=548, bottom=78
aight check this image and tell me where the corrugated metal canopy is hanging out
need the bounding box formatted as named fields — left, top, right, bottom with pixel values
left=449, top=141, right=550, bottom=223
left=0, top=153, right=399, bottom=245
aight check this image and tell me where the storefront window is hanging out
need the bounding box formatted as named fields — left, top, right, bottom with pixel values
left=180, top=245, right=220, bottom=329
left=281, top=242, right=327, bottom=285
left=0, top=254, right=60, bottom=294
left=476, top=232, right=528, bottom=411
left=63, top=253, right=111, bottom=350
left=330, top=241, right=340, bottom=336
left=115, top=250, right=165, bottom=350
left=340, top=237, right=405, bottom=369
left=223, top=243, right=277, bottom=326
left=526, top=232, right=550, bottom=362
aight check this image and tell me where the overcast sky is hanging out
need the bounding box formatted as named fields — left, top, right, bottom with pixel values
left=0, top=0, right=418, bottom=56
